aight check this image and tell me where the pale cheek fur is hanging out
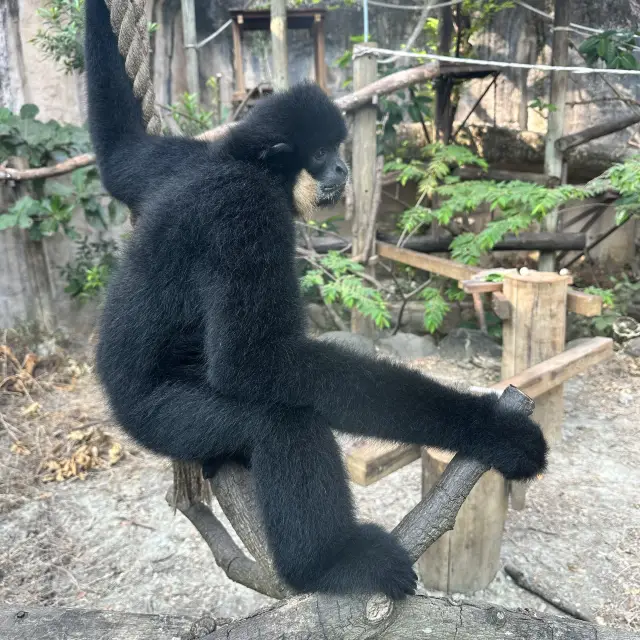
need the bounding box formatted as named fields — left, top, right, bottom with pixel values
left=293, top=169, right=318, bottom=221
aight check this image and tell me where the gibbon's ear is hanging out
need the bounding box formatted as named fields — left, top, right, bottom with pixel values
left=260, top=143, right=294, bottom=161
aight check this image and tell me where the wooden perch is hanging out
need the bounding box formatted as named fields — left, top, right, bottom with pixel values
left=0, top=153, right=96, bottom=182
left=555, top=114, right=640, bottom=154
left=2, top=598, right=636, bottom=640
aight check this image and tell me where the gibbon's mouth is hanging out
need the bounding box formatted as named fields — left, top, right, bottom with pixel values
left=317, top=183, right=347, bottom=206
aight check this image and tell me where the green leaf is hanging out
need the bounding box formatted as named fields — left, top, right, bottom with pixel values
left=0, top=213, right=18, bottom=230
left=20, top=104, right=40, bottom=120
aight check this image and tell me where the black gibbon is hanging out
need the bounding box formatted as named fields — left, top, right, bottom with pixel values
left=85, top=0, right=547, bottom=600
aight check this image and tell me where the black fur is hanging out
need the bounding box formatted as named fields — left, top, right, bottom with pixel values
left=86, top=0, right=547, bottom=600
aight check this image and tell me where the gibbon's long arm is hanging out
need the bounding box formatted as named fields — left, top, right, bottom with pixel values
left=85, top=0, right=207, bottom=211
left=201, top=191, right=547, bottom=482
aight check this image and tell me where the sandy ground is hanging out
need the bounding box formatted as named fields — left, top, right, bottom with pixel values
left=0, top=352, right=638, bottom=632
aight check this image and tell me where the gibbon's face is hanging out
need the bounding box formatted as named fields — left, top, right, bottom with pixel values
left=307, top=145, right=349, bottom=206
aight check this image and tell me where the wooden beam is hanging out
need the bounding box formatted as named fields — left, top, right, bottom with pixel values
left=376, top=242, right=598, bottom=317
left=346, top=337, right=612, bottom=485
left=270, top=0, right=288, bottom=90
left=556, top=114, right=640, bottom=153
left=180, top=0, right=199, bottom=94
left=231, top=19, right=245, bottom=96
left=376, top=241, right=479, bottom=282
left=313, top=15, right=327, bottom=91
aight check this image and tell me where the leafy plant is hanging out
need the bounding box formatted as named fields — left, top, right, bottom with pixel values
left=61, top=236, right=118, bottom=299
left=32, top=0, right=160, bottom=73
left=169, top=92, right=215, bottom=136
left=579, top=30, right=640, bottom=70
left=581, top=276, right=640, bottom=336
left=0, top=104, right=91, bottom=167
left=0, top=167, right=125, bottom=241
left=300, top=251, right=391, bottom=329
left=32, top=0, right=85, bottom=73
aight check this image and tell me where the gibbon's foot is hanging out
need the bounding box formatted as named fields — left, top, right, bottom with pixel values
left=312, top=524, right=417, bottom=600
left=473, top=404, right=548, bottom=481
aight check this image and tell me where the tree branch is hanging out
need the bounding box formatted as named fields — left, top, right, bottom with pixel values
left=0, top=153, right=96, bottom=182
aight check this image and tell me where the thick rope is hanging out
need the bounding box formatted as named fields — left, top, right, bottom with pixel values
left=105, top=0, right=162, bottom=134
left=104, top=0, right=211, bottom=504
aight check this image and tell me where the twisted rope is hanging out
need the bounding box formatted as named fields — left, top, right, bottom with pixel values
left=105, top=0, right=162, bottom=134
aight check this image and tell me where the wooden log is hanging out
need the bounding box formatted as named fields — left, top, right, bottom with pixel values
left=0, top=606, right=196, bottom=639
left=539, top=0, right=571, bottom=272
left=502, top=270, right=570, bottom=509
left=556, top=114, right=640, bottom=153
left=270, top=0, right=288, bottom=90
left=351, top=43, right=378, bottom=336
left=417, top=447, right=508, bottom=593
left=3, top=598, right=638, bottom=640
left=346, top=337, right=612, bottom=485
left=312, top=232, right=586, bottom=254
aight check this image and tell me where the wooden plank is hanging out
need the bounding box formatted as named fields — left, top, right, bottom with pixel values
left=376, top=241, right=479, bottom=282
left=0, top=606, right=195, bottom=640
left=462, top=280, right=503, bottom=294
left=346, top=337, right=612, bottom=486
left=346, top=441, right=420, bottom=486
left=566, top=288, right=602, bottom=316
left=492, top=336, right=612, bottom=398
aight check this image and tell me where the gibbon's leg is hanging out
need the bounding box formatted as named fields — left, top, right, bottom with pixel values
left=118, top=380, right=268, bottom=463
left=251, top=407, right=417, bottom=599
left=254, top=339, right=548, bottom=481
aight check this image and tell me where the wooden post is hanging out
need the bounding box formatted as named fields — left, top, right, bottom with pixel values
left=313, top=14, right=327, bottom=91
left=502, top=270, right=570, bottom=509
left=270, top=0, right=288, bottom=90
left=417, top=448, right=508, bottom=593
left=180, top=0, right=199, bottom=95
left=351, top=43, right=378, bottom=335
left=232, top=18, right=245, bottom=97
left=539, top=0, right=570, bottom=272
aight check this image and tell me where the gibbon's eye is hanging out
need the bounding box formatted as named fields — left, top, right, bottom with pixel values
left=313, top=148, right=327, bottom=163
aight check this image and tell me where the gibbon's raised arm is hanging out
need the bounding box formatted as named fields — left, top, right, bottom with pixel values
left=84, top=0, right=207, bottom=213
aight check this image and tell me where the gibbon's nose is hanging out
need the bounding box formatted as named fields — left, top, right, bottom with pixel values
left=335, top=159, right=348, bottom=178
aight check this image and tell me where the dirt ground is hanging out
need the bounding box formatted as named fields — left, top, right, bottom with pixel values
left=0, top=350, right=638, bottom=632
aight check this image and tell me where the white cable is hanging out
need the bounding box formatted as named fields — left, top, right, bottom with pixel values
left=353, top=45, right=640, bottom=75
left=514, top=0, right=618, bottom=36
left=187, top=19, right=233, bottom=50
left=363, top=0, right=462, bottom=11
